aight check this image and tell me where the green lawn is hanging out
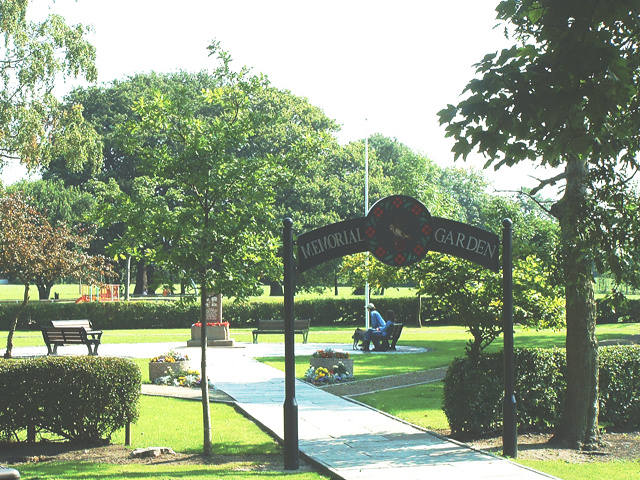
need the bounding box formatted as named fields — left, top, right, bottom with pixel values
left=13, top=395, right=326, bottom=479
left=517, top=459, right=640, bottom=480
left=4, top=323, right=640, bottom=480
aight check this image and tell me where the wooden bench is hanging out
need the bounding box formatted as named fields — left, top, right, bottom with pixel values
left=41, top=319, right=103, bottom=356
left=372, top=323, right=404, bottom=351
left=252, top=318, right=310, bottom=344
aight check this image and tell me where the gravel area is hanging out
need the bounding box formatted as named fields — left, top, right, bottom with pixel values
left=320, top=367, right=448, bottom=396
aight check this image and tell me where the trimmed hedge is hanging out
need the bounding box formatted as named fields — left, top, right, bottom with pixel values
left=0, top=293, right=632, bottom=330
left=0, top=356, right=141, bottom=443
left=0, top=301, right=199, bottom=330
left=443, top=346, right=640, bottom=439
left=0, top=296, right=425, bottom=330
left=599, top=346, right=640, bottom=428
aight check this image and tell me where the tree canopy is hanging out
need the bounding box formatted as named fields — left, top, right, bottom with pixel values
left=0, top=0, right=100, bottom=173
left=438, top=0, right=640, bottom=449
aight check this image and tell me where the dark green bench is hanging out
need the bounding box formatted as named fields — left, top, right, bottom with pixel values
left=373, top=323, right=404, bottom=351
left=252, top=318, right=310, bottom=343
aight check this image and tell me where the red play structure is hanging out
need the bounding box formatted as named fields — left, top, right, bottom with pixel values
left=76, top=284, right=120, bottom=303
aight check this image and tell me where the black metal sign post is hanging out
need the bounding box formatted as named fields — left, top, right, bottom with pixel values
left=283, top=218, right=299, bottom=470
left=502, top=218, right=517, bottom=458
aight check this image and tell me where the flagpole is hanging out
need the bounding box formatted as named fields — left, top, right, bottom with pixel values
left=364, top=119, right=370, bottom=329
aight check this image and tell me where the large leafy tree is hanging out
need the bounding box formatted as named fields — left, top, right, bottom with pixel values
left=44, top=72, right=223, bottom=293
left=7, top=179, right=95, bottom=228
left=0, top=0, right=100, bottom=173
left=0, top=192, right=113, bottom=358
left=438, top=0, right=640, bottom=449
left=283, top=135, right=454, bottom=294
left=122, top=43, right=334, bottom=455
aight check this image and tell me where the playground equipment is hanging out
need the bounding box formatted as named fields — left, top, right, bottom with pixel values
left=76, top=284, right=120, bottom=303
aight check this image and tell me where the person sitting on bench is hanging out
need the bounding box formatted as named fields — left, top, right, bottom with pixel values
left=361, top=305, right=393, bottom=352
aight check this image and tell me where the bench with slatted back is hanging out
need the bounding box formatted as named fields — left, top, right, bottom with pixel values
left=374, top=323, right=404, bottom=351
left=41, top=319, right=103, bottom=356
left=252, top=318, right=310, bottom=344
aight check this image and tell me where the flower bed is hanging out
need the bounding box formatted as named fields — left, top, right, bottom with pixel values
left=311, top=348, right=350, bottom=359
left=304, top=348, right=353, bottom=386
left=309, top=357, right=354, bottom=375
left=153, top=367, right=202, bottom=388
left=149, top=350, right=191, bottom=383
left=190, top=322, right=229, bottom=341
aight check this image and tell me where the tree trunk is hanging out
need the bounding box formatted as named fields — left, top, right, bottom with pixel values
left=146, top=263, right=156, bottom=294
left=4, top=283, right=29, bottom=359
left=415, top=293, right=422, bottom=328
left=200, top=275, right=213, bottom=456
left=36, top=278, right=54, bottom=300
left=269, top=280, right=283, bottom=296
left=134, top=258, right=147, bottom=295
left=125, top=254, right=131, bottom=301
left=552, top=157, right=600, bottom=449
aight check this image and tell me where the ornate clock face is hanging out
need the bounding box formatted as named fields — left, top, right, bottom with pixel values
left=364, top=195, right=434, bottom=267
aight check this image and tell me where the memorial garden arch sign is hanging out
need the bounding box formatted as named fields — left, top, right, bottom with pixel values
left=281, top=195, right=516, bottom=470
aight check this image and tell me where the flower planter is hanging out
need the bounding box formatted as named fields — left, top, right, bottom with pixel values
left=190, top=324, right=229, bottom=341
left=149, top=360, right=190, bottom=383
left=309, top=357, right=354, bottom=375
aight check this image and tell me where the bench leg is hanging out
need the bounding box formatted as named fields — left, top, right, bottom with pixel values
left=86, top=342, right=99, bottom=356
left=253, top=333, right=258, bottom=344
left=46, top=344, right=58, bottom=355
left=303, top=331, right=308, bottom=344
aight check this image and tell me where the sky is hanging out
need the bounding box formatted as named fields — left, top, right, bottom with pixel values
left=2, top=0, right=562, bottom=197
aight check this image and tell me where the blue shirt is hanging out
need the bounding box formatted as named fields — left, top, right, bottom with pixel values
left=369, top=310, right=385, bottom=330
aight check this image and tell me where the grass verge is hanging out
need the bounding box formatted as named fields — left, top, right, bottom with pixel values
left=12, top=395, right=327, bottom=479
left=516, top=459, right=640, bottom=480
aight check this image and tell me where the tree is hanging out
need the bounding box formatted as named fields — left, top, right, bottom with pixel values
left=122, top=42, right=334, bottom=455
left=0, top=192, right=113, bottom=358
left=7, top=179, right=95, bottom=229
left=412, top=253, right=563, bottom=356
left=280, top=135, right=454, bottom=294
left=438, top=0, right=640, bottom=448
left=7, top=179, right=97, bottom=299
left=44, top=72, right=224, bottom=293
left=0, top=0, right=100, bottom=173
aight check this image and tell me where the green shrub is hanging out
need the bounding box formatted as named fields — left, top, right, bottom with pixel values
left=597, top=297, right=640, bottom=324
left=599, top=346, right=640, bottom=429
left=513, top=348, right=567, bottom=429
left=0, top=301, right=200, bottom=330
left=0, top=356, right=141, bottom=443
left=443, top=346, right=640, bottom=439
left=443, top=354, right=504, bottom=437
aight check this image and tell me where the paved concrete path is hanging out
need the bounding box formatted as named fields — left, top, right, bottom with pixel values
left=13, top=341, right=558, bottom=479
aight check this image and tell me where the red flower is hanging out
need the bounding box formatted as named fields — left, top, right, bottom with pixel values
left=394, top=254, right=406, bottom=265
